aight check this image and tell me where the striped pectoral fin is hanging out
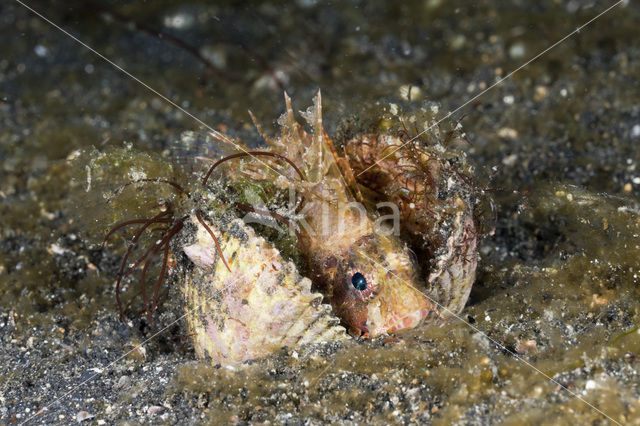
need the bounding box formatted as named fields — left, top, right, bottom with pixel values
left=295, top=304, right=346, bottom=346
left=280, top=298, right=322, bottom=342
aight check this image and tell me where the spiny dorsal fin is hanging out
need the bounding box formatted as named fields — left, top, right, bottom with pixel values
left=208, top=91, right=364, bottom=204
left=337, top=145, right=365, bottom=204
left=304, top=90, right=363, bottom=203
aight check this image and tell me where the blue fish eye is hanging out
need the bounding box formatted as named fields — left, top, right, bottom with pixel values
left=351, top=272, right=367, bottom=291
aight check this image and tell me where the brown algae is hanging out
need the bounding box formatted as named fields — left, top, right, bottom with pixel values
left=71, top=102, right=639, bottom=424
left=172, top=183, right=640, bottom=424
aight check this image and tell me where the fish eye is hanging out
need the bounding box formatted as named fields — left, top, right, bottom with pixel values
left=351, top=272, right=368, bottom=291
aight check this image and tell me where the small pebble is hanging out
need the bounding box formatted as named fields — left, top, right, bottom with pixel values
left=76, top=411, right=94, bottom=422
left=398, top=85, right=422, bottom=101
left=515, top=339, right=537, bottom=354
left=115, top=375, right=130, bottom=389
left=147, top=405, right=164, bottom=415
left=502, top=154, right=518, bottom=166
left=509, top=43, right=525, bottom=59
left=163, top=12, right=195, bottom=30
left=533, top=85, right=548, bottom=101
left=34, top=45, right=49, bottom=57
left=497, top=127, right=518, bottom=139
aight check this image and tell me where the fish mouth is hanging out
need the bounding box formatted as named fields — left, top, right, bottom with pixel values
left=384, top=307, right=429, bottom=334
left=364, top=287, right=433, bottom=336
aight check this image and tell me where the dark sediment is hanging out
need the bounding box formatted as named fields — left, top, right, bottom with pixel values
left=1, top=1, right=640, bottom=424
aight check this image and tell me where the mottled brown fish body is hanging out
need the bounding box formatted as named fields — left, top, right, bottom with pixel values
left=344, top=133, right=478, bottom=316
left=208, top=92, right=443, bottom=337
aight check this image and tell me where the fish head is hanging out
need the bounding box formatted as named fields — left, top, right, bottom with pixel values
left=325, top=234, right=435, bottom=337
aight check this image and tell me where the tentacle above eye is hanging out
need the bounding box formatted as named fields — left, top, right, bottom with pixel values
left=201, top=150, right=306, bottom=186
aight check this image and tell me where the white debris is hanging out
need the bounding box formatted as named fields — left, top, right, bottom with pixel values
left=34, top=45, right=49, bottom=57
left=163, top=12, right=195, bottom=29
left=497, top=127, right=518, bottom=139
left=48, top=243, right=67, bottom=256
left=76, top=411, right=94, bottom=422
left=147, top=405, right=164, bottom=415
left=502, top=154, right=518, bottom=166
left=509, top=43, right=525, bottom=59
left=85, top=165, right=91, bottom=192
left=128, top=168, right=147, bottom=181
